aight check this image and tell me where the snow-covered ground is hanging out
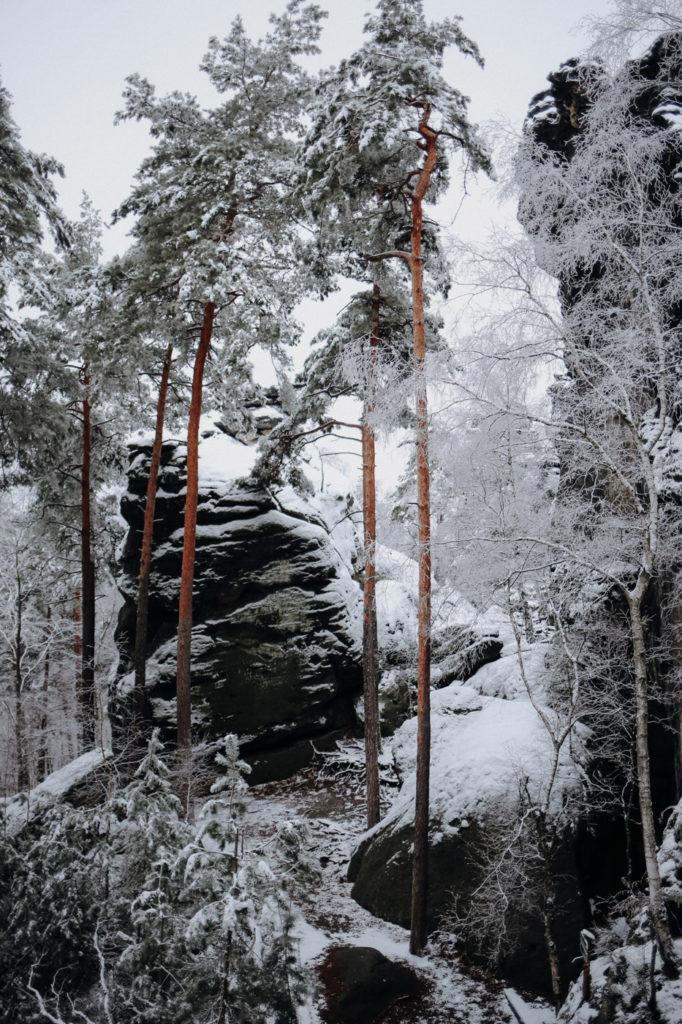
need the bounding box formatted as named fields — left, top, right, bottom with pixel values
left=242, top=753, right=555, bottom=1024
left=1, top=746, right=113, bottom=836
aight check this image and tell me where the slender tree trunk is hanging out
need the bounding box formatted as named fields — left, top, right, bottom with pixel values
left=409, top=108, right=437, bottom=957
left=177, top=303, right=215, bottom=814
left=72, top=587, right=81, bottom=759
left=134, top=343, right=173, bottom=736
left=629, top=591, right=678, bottom=974
left=74, top=588, right=82, bottom=661
left=217, top=930, right=233, bottom=1024
left=362, top=283, right=381, bottom=828
left=542, top=908, right=562, bottom=1007
left=13, top=568, right=29, bottom=791
left=534, top=812, right=562, bottom=1004
left=81, top=370, right=96, bottom=747
left=37, top=605, right=52, bottom=781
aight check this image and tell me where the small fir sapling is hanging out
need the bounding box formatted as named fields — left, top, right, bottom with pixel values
left=179, top=734, right=316, bottom=1023
left=1, top=801, right=103, bottom=1022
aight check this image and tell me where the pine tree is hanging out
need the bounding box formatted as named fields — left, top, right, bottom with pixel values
left=301, top=0, right=490, bottom=953
left=133, top=342, right=174, bottom=732
left=115, top=1, right=326, bottom=810
left=31, top=198, right=134, bottom=751
left=291, top=280, right=441, bottom=829
left=0, top=76, right=70, bottom=481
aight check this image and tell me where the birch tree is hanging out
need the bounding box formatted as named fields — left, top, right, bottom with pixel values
left=511, top=34, right=682, bottom=973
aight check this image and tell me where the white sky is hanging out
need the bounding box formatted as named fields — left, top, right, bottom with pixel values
left=2, top=0, right=613, bottom=258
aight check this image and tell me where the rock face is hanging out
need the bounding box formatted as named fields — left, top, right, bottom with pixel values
left=115, top=421, right=363, bottom=766
left=372, top=544, right=503, bottom=734
left=317, top=946, right=425, bottom=1024
left=348, top=650, right=587, bottom=999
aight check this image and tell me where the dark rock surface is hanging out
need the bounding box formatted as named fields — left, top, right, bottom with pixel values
left=430, top=627, right=503, bottom=689
left=317, top=946, right=425, bottom=1024
left=347, top=814, right=584, bottom=1000
left=347, top=679, right=587, bottom=1000
left=114, top=426, right=363, bottom=760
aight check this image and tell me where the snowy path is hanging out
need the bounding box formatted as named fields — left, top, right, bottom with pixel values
left=243, top=762, right=553, bottom=1024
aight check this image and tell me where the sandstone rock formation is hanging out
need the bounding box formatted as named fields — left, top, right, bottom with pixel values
left=114, top=414, right=363, bottom=773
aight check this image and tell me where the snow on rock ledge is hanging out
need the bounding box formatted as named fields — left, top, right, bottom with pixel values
left=114, top=416, right=362, bottom=770
left=348, top=653, right=585, bottom=997
left=1, top=748, right=113, bottom=836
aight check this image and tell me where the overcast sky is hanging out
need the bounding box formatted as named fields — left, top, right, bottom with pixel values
left=0, top=0, right=634, bottom=486
left=2, top=0, right=615, bottom=258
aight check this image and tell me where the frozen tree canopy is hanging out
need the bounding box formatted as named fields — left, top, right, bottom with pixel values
left=3, top=2, right=682, bottom=1022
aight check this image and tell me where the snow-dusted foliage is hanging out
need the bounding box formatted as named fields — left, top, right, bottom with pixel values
left=516, top=29, right=682, bottom=970
left=114, top=1, right=327, bottom=382
left=0, top=74, right=70, bottom=477
left=1, top=731, right=317, bottom=1023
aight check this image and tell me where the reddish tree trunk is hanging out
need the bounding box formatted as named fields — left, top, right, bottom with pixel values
left=177, top=303, right=215, bottom=813
left=362, top=283, right=381, bottom=828
left=134, top=343, right=173, bottom=735
left=409, top=110, right=437, bottom=957
left=81, top=370, right=96, bottom=747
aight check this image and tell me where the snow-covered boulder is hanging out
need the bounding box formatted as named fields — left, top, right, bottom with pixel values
left=348, top=660, right=586, bottom=996
left=1, top=748, right=112, bottom=836
left=374, top=545, right=502, bottom=733
left=114, top=413, right=362, bottom=774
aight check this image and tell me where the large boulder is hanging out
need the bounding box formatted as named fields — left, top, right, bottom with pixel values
left=348, top=648, right=587, bottom=998
left=372, top=545, right=502, bottom=734
left=1, top=749, right=113, bottom=836
left=114, top=415, right=363, bottom=768
left=317, top=946, right=425, bottom=1024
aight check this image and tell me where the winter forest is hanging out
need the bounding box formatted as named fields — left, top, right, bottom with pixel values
left=4, top=0, right=682, bottom=1021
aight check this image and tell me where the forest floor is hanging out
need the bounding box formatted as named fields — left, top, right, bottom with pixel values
left=243, top=747, right=555, bottom=1024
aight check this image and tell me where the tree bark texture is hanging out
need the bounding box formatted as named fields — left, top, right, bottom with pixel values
left=81, top=371, right=96, bottom=747
left=629, top=593, right=678, bottom=973
left=177, top=303, right=215, bottom=814
left=362, top=283, right=381, bottom=829
left=409, top=109, right=437, bottom=957
left=134, top=343, right=173, bottom=735
left=13, top=568, right=29, bottom=791
left=37, top=605, right=52, bottom=781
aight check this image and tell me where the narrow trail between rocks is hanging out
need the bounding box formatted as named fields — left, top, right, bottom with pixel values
left=242, top=758, right=539, bottom=1024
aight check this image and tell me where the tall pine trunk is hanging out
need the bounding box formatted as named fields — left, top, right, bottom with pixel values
left=37, top=605, right=52, bottom=780
left=177, top=303, right=215, bottom=814
left=362, top=283, right=381, bottom=828
left=134, top=343, right=173, bottom=736
left=409, top=108, right=437, bottom=957
left=13, top=567, right=29, bottom=791
left=629, top=590, right=678, bottom=973
left=81, top=369, right=96, bottom=747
